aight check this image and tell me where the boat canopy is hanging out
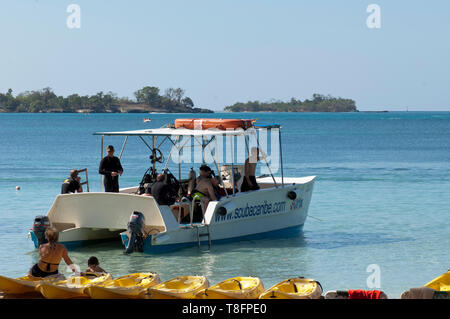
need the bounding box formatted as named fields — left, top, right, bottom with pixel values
left=93, top=123, right=285, bottom=192
left=93, top=125, right=281, bottom=137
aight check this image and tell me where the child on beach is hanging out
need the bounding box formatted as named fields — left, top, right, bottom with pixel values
left=85, top=256, right=107, bottom=274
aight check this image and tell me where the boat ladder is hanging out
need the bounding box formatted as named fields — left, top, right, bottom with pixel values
left=185, top=194, right=211, bottom=250
left=194, top=224, right=211, bottom=250
left=77, top=168, right=90, bottom=192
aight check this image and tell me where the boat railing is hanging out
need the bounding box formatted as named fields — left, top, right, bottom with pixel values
left=190, top=194, right=206, bottom=225
left=77, top=168, right=90, bottom=192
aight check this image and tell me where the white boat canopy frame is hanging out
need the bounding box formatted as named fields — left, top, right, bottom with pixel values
left=93, top=124, right=285, bottom=194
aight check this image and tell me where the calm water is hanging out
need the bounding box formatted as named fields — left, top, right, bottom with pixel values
left=0, top=112, right=449, bottom=298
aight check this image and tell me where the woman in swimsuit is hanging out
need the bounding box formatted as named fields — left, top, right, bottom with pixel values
left=28, top=227, right=76, bottom=278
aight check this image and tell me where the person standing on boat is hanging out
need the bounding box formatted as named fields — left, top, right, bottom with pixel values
left=99, top=145, right=123, bottom=192
left=61, top=169, right=83, bottom=194
left=241, top=147, right=266, bottom=192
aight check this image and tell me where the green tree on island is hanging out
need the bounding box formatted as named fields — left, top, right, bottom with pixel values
left=0, top=86, right=212, bottom=113
left=134, top=86, right=161, bottom=106
left=224, top=94, right=358, bottom=112
left=0, top=88, right=358, bottom=113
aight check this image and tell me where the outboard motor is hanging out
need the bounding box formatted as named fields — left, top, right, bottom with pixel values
left=32, top=215, right=51, bottom=247
left=124, top=211, right=146, bottom=254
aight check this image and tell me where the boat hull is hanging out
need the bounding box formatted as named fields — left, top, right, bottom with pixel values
left=86, top=286, right=142, bottom=299
left=195, top=277, right=265, bottom=299
left=30, top=228, right=121, bottom=249
left=30, top=176, right=314, bottom=253
left=259, top=277, right=323, bottom=299
left=424, top=271, right=450, bottom=291
left=29, top=192, right=167, bottom=249
left=0, top=276, right=46, bottom=295
left=122, top=177, right=314, bottom=253
left=85, top=273, right=160, bottom=299
left=143, top=276, right=209, bottom=299
left=122, top=224, right=303, bottom=254
left=36, top=283, right=89, bottom=299
left=35, top=275, right=111, bottom=299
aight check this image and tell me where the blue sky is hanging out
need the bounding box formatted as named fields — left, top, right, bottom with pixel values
left=0, top=0, right=449, bottom=111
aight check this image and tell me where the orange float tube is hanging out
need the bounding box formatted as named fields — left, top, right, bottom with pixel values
left=174, top=119, right=254, bottom=130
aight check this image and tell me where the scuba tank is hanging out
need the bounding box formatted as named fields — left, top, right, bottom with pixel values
left=32, top=215, right=51, bottom=247
left=188, top=167, right=196, bottom=180
left=187, top=167, right=196, bottom=196
left=124, top=211, right=146, bottom=254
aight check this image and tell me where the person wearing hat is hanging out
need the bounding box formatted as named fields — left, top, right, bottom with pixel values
left=99, top=145, right=123, bottom=192
left=61, top=169, right=83, bottom=194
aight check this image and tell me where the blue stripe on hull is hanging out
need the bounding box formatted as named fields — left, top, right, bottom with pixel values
left=138, top=224, right=304, bottom=254
left=32, top=225, right=303, bottom=253
left=62, top=238, right=121, bottom=250
left=30, top=231, right=39, bottom=249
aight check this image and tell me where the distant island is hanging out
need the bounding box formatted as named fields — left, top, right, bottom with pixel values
left=224, top=94, right=358, bottom=112
left=0, top=89, right=359, bottom=114
left=0, top=86, right=213, bottom=113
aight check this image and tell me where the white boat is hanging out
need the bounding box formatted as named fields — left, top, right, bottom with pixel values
left=30, top=120, right=315, bottom=253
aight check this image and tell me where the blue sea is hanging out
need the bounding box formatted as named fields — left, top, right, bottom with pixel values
left=0, top=112, right=449, bottom=298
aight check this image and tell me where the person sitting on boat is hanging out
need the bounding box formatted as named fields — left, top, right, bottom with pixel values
left=192, top=165, right=217, bottom=209
left=99, top=145, right=123, bottom=193
left=241, top=147, right=266, bottom=192
left=28, top=227, right=77, bottom=278
left=211, top=176, right=226, bottom=199
left=61, top=169, right=83, bottom=194
left=84, top=256, right=107, bottom=274
left=151, top=174, right=176, bottom=205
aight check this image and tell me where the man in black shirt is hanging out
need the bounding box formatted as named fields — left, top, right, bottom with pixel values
left=61, top=169, right=83, bottom=194
left=99, top=145, right=123, bottom=192
left=151, top=174, right=175, bottom=205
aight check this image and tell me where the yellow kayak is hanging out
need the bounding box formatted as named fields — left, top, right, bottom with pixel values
left=424, top=271, right=450, bottom=291
left=196, top=277, right=264, bottom=299
left=86, top=273, right=160, bottom=299
left=0, top=275, right=63, bottom=295
left=259, top=277, right=323, bottom=299
left=143, top=276, right=209, bottom=299
left=35, top=274, right=111, bottom=299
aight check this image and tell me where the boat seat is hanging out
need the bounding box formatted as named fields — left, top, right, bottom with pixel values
left=178, top=196, right=204, bottom=224
left=123, top=225, right=165, bottom=240
left=220, top=165, right=244, bottom=191
left=170, top=202, right=191, bottom=223
left=143, top=225, right=165, bottom=236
